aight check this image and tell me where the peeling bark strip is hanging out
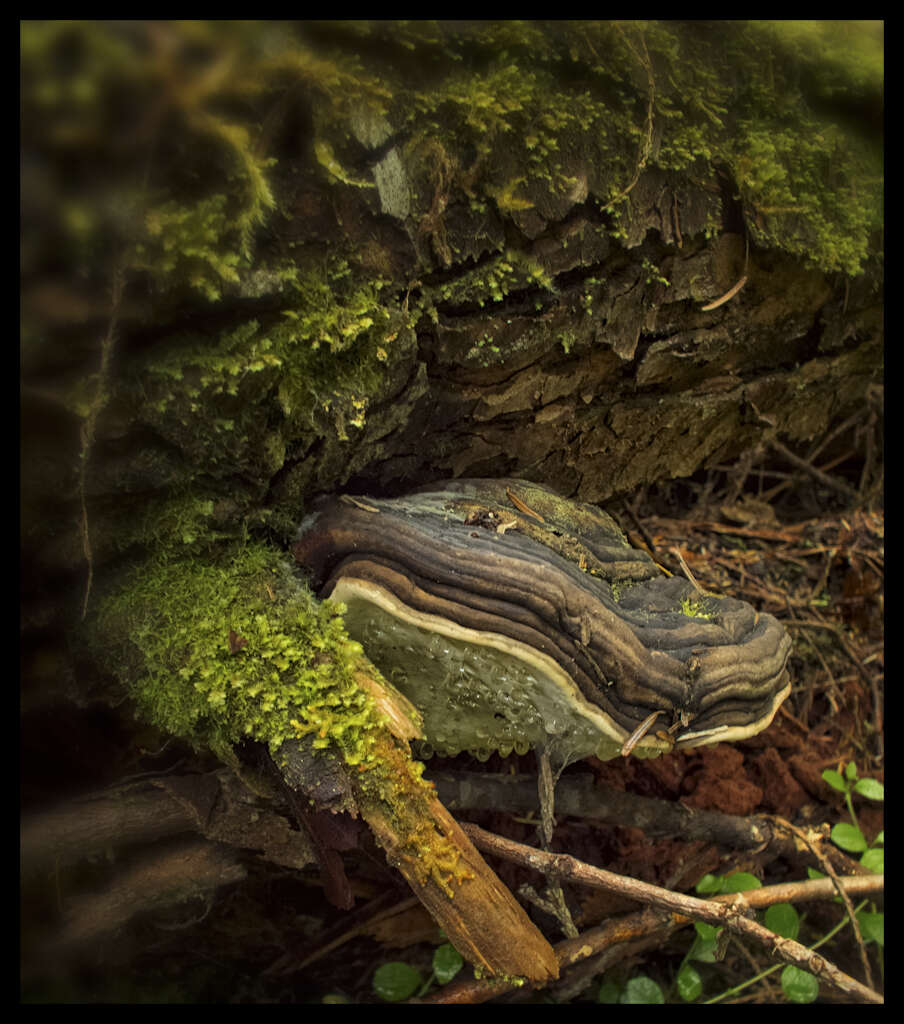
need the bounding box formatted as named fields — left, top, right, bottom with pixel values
left=701, top=274, right=748, bottom=311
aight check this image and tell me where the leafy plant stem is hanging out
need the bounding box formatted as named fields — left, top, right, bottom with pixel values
left=703, top=899, right=871, bottom=1004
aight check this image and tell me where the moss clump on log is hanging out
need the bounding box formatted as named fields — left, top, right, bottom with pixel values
left=82, top=542, right=561, bottom=980
left=84, top=542, right=478, bottom=890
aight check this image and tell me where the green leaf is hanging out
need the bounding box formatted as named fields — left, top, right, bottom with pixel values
left=694, top=921, right=721, bottom=942
left=874, top=830, right=884, bottom=845
left=781, top=965, right=819, bottom=1003
left=432, top=943, right=463, bottom=985
left=857, top=910, right=884, bottom=947
left=831, top=822, right=868, bottom=853
left=821, top=768, right=847, bottom=793
left=721, top=872, right=762, bottom=893
left=844, top=761, right=859, bottom=781
left=677, top=963, right=703, bottom=1002
left=695, top=873, right=723, bottom=894
left=689, top=922, right=722, bottom=963
left=597, top=978, right=621, bottom=1003
left=764, top=903, right=800, bottom=940
left=621, top=976, right=665, bottom=1004
left=372, top=962, right=423, bottom=1002
left=860, top=847, right=884, bottom=874
left=853, top=778, right=884, bottom=801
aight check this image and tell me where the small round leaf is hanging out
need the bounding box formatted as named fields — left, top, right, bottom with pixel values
left=432, top=943, right=463, bottom=985
left=621, top=976, right=665, bottom=1004
left=721, top=872, right=761, bottom=893
left=372, top=962, right=422, bottom=1002
left=857, top=910, right=884, bottom=947
left=860, top=847, right=884, bottom=874
left=764, top=903, right=800, bottom=940
left=831, top=822, right=867, bottom=852
left=695, top=873, right=723, bottom=895
left=677, top=963, right=703, bottom=1002
left=853, top=778, right=884, bottom=801
left=781, top=965, right=819, bottom=1003
left=821, top=769, right=847, bottom=793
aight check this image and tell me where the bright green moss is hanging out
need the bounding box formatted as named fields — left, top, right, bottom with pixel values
left=87, top=543, right=383, bottom=764
left=642, top=20, right=883, bottom=275
left=85, top=541, right=471, bottom=894
left=394, top=20, right=881, bottom=275
left=428, top=250, right=555, bottom=309
left=135, top=254, right=399, bottom=474
left=680, top=595, right=716, bottom=620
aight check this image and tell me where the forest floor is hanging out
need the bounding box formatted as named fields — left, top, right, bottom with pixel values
left=21, top=438, right=884, bottom=1004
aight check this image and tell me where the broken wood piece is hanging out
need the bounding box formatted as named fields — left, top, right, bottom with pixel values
left=275, top=677, right=559, bottom=984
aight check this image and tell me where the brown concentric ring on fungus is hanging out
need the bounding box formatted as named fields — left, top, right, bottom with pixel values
left=293, top=479, right=791, bottom=763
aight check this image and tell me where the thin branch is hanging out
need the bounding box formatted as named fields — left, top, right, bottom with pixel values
left=460, top=822, right=883, bottom=1004
left=768, top=815, right=875, bottom=991
left=768, top=438, right=861, bottom=504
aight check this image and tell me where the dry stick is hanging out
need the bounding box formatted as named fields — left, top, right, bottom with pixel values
left=700, top=275, right=747, bottom=312
left=701, top=231, right=750, bottom=311
left=426, top=873, right=882, bottom=1006
left=768, top=438, right=861, bottom=504
left=431, top=770, right=871, bottom=878
left=54, top=840, right=247, bottom=950
left=787, top=612, right=881, bottom=699
left=670, top=545, right=707, bottom=594
left=760, top=448, right=862, bottom=505
left=805, top=407, right=870, bottom=467
left=800, top=629, right=842, bottom=715
left=339, top=731, right=559, bottom=984
left=264, top=893, right=421, bottom=977
left=461, top=823, right=883, bottom=1004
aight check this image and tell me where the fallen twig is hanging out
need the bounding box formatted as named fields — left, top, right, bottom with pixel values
left=458, top=823, right=883, bottom=1004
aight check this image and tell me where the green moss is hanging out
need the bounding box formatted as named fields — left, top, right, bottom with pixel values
left=396, top=20, right=881, bottom=276
left=641, top=257, right=670, bottom=288
left=120, top=490, right=222, bottom=551
left=86, top=544, right=371, bottom=758
left=132, top=253, right=399, bottom=477
left=23, top=20, right=882, bottom=335
left=556, top=329, right=577, bottom=355
left=313, top=139, right=377, bottom=189
left=85, top=540, right=470, bottom=893
left=643, top=20, right=882, bottom=275
left=680, top=595, right=715, bottom=619
left=429, top=249, right=555, bottom=309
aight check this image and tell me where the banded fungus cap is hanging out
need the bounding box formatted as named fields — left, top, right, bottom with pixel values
left=293, top=479, right=792, bottom=764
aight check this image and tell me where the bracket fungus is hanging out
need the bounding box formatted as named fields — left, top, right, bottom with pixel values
left=293, top=479, right=791, bottom=766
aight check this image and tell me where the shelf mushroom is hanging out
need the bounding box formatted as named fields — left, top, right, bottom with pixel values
left=293, top=479, right=791, bottom=766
